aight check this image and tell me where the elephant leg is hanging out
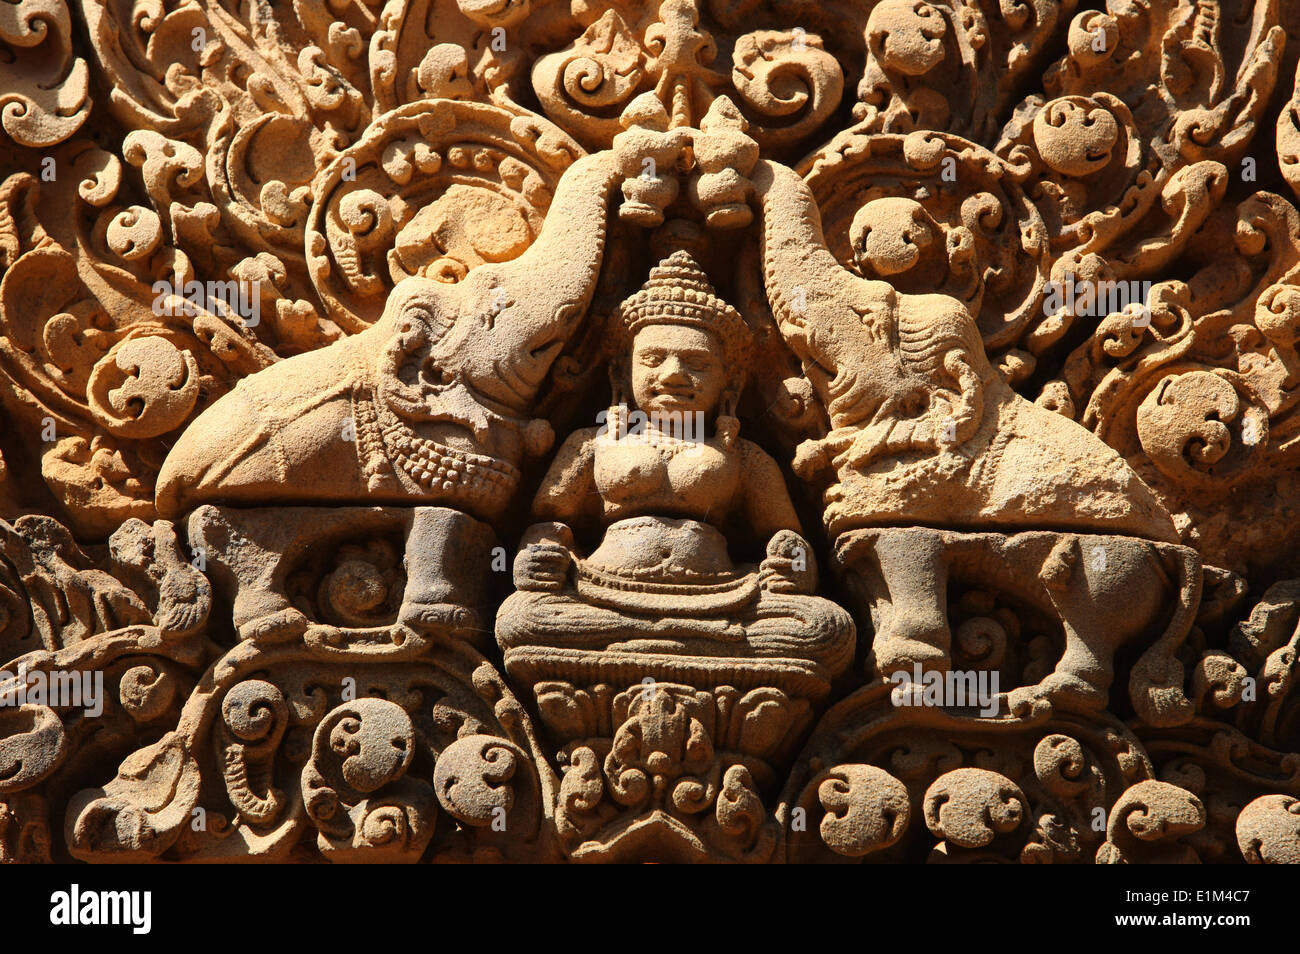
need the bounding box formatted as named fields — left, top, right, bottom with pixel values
left=1130, top=544, right=1199, bottom=726
left=1033, top=622, right=1113, bottom=706
left=1004, top=619, right=1114, bottom=718
left=188, top=505, right=311, bottom=642
left=397, top=507, right=498, bottom=642
left=1010, top=536, right=1166, bottom=715
left=866, top=531, right=952, bottom=678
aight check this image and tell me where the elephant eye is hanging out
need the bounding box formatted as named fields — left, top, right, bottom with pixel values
left=399, top=306, right=436, bottom=335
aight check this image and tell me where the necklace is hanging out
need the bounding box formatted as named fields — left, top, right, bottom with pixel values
left=371, top=398, right=520, bottom=498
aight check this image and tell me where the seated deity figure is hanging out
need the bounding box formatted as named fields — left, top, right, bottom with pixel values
left=749, top=159, right=1200, bottom=724
left=496, top=249, right=853, bottom=689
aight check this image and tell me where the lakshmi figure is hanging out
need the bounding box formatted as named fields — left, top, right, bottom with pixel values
left=496, top=250, right=852, bottom=690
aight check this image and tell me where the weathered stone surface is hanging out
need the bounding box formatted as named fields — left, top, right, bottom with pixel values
left=1, top=0, right=1299, bottom=864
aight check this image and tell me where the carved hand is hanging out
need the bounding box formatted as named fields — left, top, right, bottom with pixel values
left=759, top=528, right=817, bottom=594
left=513, top=522, right=576, bottom=592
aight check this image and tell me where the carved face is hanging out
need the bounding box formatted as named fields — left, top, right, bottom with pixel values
left=629, top=324, right=728, bottom=418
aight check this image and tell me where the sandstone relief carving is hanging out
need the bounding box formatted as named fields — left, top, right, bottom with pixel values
left=1, top=0, right=1300, bottom=866
left=497, top=246, right=853, bottom=860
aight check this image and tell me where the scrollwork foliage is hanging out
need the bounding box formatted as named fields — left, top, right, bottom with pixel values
left=1, top=0, right=1300, bottom=864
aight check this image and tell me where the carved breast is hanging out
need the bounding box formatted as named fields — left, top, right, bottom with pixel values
left=593, top=436, right=741, bottom=521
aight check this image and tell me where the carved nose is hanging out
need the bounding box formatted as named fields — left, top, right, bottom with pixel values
left=660, top=359, right=689, bottom=382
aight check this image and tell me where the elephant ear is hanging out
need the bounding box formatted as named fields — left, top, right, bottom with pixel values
left=896, top=294, right=990, bottom=450
left=925, top=348, right=985, bottom=448
left=382, top=277, right=459, bottom=344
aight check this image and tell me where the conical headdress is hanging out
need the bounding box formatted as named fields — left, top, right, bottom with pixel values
left=616, top=250, right=753, bottom=367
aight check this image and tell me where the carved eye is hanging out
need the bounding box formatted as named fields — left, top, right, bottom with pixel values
left=402, top=306, right=436, bottom=331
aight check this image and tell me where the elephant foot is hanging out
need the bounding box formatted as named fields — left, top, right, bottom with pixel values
left=870, top=632, right=951, bottom=679
left=1130, top=650, right=1194, bottom=727
left=397, top=601, right=485, bottom=641
left=1004, top=671, right=1106, bottom=719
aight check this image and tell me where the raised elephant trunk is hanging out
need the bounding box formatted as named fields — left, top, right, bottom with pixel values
left=459, top=151, right=623, bottom=337
left=750, top=159, right=857, bottom=341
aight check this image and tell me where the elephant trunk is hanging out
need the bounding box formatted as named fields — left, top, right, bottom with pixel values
left=751, top=159, right=853, bottom=341
left=470, top=151, right=623, bottom=331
